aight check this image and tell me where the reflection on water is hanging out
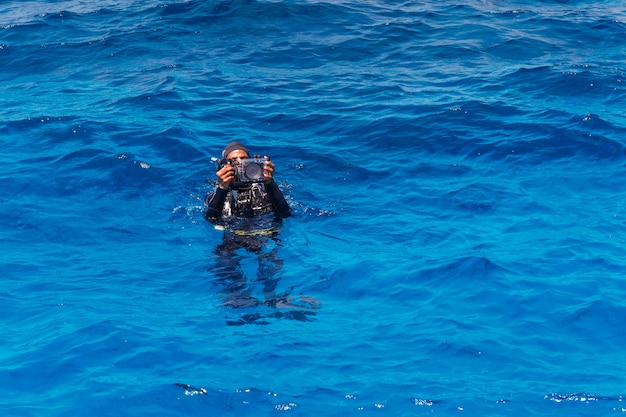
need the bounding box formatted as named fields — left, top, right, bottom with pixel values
left=211, top=230, right=320, bottom=326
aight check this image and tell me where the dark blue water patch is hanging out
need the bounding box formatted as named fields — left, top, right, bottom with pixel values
left=561, top=299, right=626, bottom=348
left=2, top=318, right=208, bottom=414
left=4, top=320, right=123, bottom=391
left=416, top=256, right=510, bottom=284
left=0, top=20, right=58, bottom=46
left=272, top=149, right=379, bottom=208
left=548, top=69, right=621, bottom=99
left=377, top=99, right=626, bottom=163
left=157, top=0, right=221, bottom=20
left=140, top=127, right=207, bottom=164
left=0, top=117, right=105, bottom=156
left=46, top=149, right=167, bottom=196
left=0, top=118, right=206, bottom=198
left=576, top=112, right=626, bottom=135
left=1, top=18, right=190, bottom=92
left=207, top=0, right=375, bottom=29
left=546, top=125, right=625, bottom=160
left=349, top=111, right=471, bottom=156
left=0, top=42, right=74, bottom=79
left=506, top=65, right=608, bottom=93
left=486, top=36, right=555, bottom=61
left=470, top=123, right=626, bottom=163
left=112, top=89, right=194, bottom=114
left=444, top=182, right=499, bottom=214
left=407, top=161, right=474, bottom=180
left=155, top=0, right=342, bottom=40
left=37, top=10, right=108, bottom=42
left=500, top=14, right=598, bottom=54
left=582, top=19, right=626, bottom=52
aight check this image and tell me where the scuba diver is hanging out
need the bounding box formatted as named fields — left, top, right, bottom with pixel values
left=204, top=141, right=291, bottom=224
left=205, top=141, right=318, bottom=325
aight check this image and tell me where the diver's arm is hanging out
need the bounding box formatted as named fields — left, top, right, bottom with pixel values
left=262, top=158, right=291, bottom=218
left=204, top=187, right=229, bottom=222
left=205, top=163, right=236, bottom=222
left=264, top=179, right=291, bottom=218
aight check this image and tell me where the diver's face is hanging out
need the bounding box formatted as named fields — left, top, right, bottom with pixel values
left=226, top=149, right=249, bottom=161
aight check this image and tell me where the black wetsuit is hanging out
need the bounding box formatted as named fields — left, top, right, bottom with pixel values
left=204, top=179, right=291, bottom=224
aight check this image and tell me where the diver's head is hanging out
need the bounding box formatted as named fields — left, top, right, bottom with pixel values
left=222, top=141, right=249, bottom=160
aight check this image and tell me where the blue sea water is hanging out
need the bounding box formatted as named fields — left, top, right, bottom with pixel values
left=2, top=0, right=626, bottom=415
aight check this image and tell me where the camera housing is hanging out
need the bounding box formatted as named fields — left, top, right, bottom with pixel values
left=219, top=154, right=267, bottom=185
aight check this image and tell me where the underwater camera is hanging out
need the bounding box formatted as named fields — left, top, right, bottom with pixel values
left=219, top=154, right=267, bottom=184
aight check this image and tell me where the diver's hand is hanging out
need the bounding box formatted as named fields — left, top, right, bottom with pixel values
left=263, top=157, right=275, bottom=183
left=217, top=163, right=235, bottom=189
